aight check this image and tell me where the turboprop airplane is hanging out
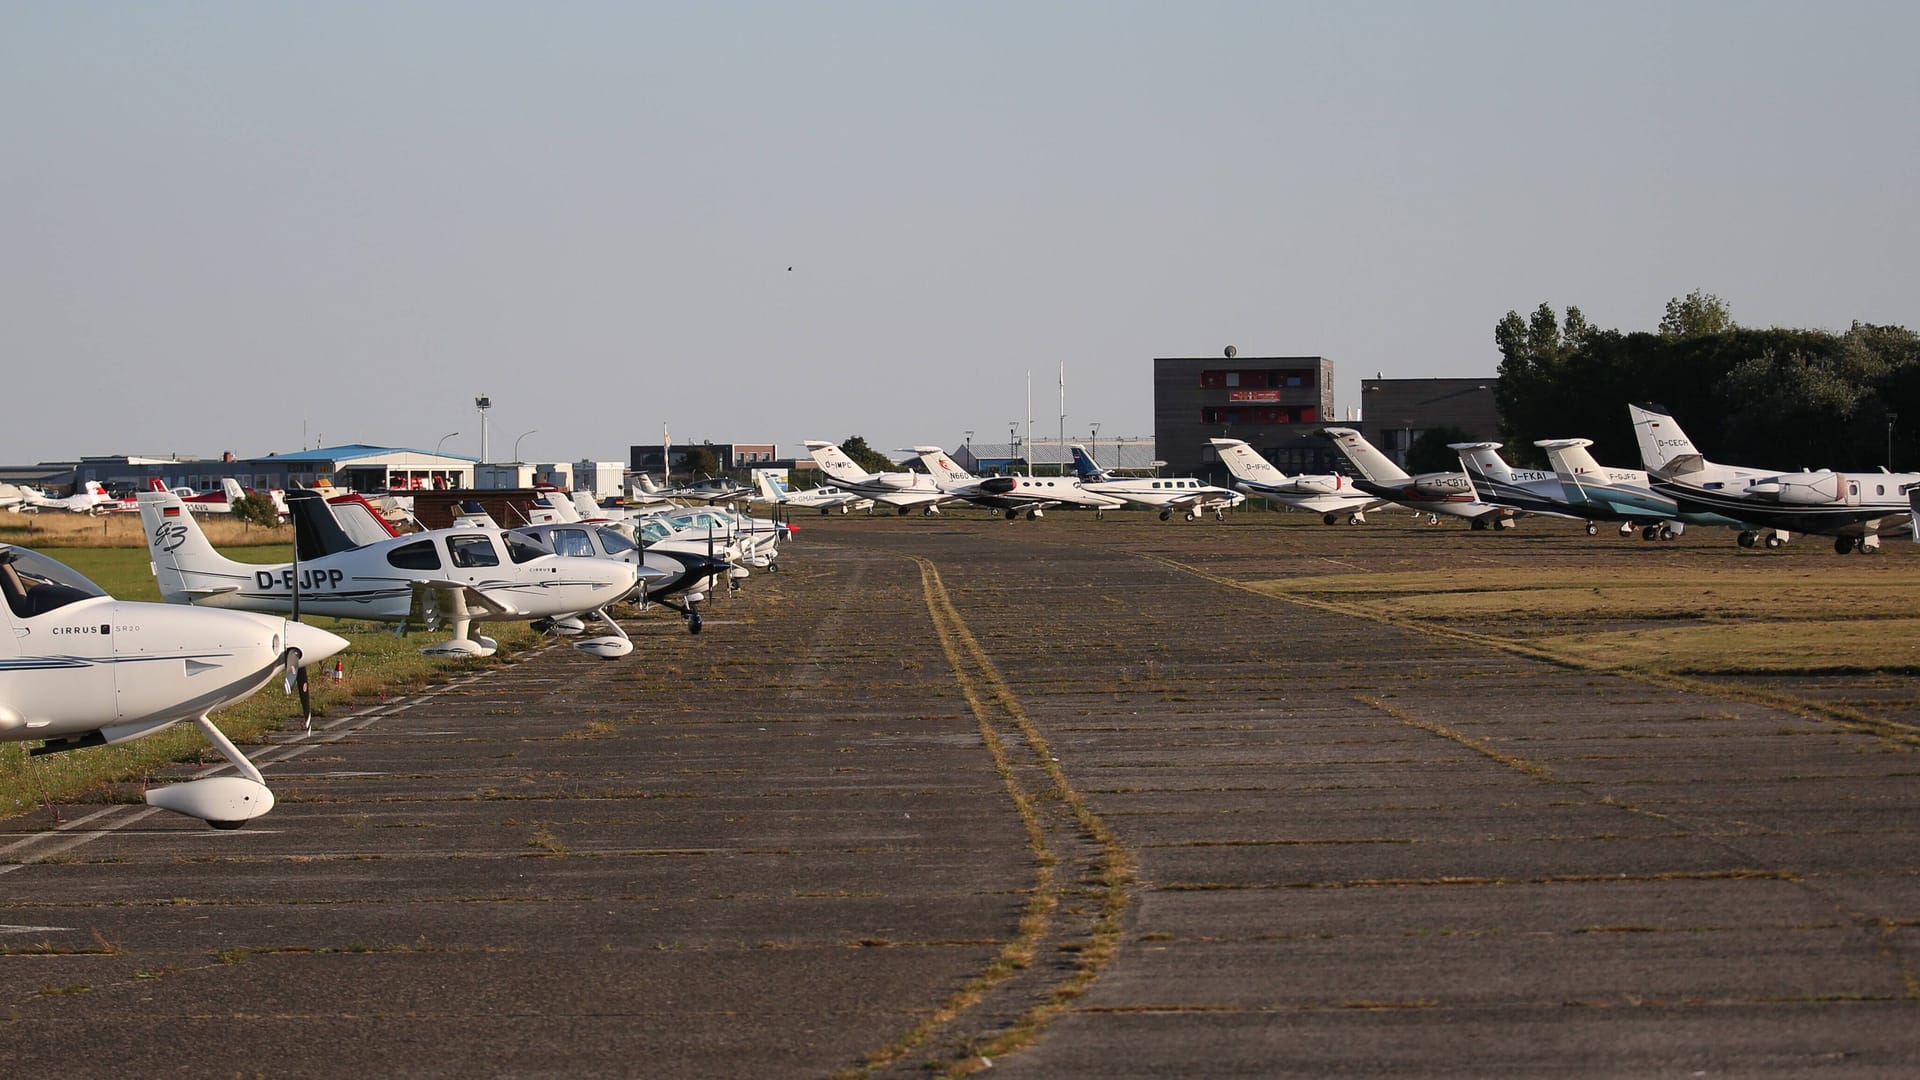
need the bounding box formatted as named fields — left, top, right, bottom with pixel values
left=1207, top=438, right=1385, bottom=524
left=139, top=490, right=641, bottom=657
left=21, top=481, right=113, bottom=514
left=751, top=470, right=873, bottom=515
left=0, top=544, right=347, bottom=828
left=1067, top=445, right=1244, bottom=521
left=1533, top=437, right=1748, bottom=540
left=803, top=440, right=956, bottom=514
left=1319, top=428, right=1515, bottom=528
left=909, top=446, right=1124, bottom=519
left=1631, top=402, right=1920, bottom=553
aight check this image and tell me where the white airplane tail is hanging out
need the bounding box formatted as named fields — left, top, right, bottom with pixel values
left=804, top=440, right=871, bottom=483
left=561, top=492, right=599, bottom=522
left=1534, top=438, right=1608, bottom=484
left=137, top=491, right=255, bottom=604
left=1320, top=428, right=1412, bottom=482
left=1630, top=402, right=1707, bottom=477
left=1451, top=442, right=1516, bottom=487
left=752, top=470, right=790, bottom=503
left=1208, top=438, right=1289, bottom=485
left=911, top=446, right=975, bottom=490
left=220, top=478, right=247, bottom=503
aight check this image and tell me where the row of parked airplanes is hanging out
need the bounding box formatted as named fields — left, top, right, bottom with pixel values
left=775, top=405, right=1918, bottom=556
left=1, top=482, right=793, bottom=830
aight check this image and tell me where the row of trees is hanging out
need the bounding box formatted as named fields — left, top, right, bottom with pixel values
left=1494, top=291, right=1920, bottom=471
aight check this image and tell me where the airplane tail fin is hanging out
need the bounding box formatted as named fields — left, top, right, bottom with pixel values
left=220, top=478, right=247, bottom=503
left=912, top=446, right=975, bottom=489
left=1320, top=428, right=1412, bottom=482
left=286, top=489, right=364, bottom=558
left=752, top=470, right=789, bottom=503
left=804, top=440, right=871, bottom=483
left=1534, top=438, right=1608, bottom=485
left=1208, top=438, right=1288, bottom=484
left=147, top=477, right=167, bottom=493
left=1450, top=442, right=1516, bottom=488
left=137, top=491, right=252, bottom=603
left=1630, top=402, right=1706, bottom=477
left=1067, top=444, right=1111, bottom=482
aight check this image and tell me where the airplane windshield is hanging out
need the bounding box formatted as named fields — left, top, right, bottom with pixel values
left=597, top=528, right=637, bottom=555
left=501, top=532, right=551, bottom=564
left=0, top=545, right=108, bottom=618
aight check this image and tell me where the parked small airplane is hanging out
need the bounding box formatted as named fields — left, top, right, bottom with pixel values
left=909, top=446, right=1124, bottom=519
left=803, top=440, right=956, bottom=514
left=1319, top=427, right=1515, bottom=528
left=751, top=470, right=873, bottom=515
left=0, top=483, right=24, bottom=512
left=20, top=481, right=113, bottom=514
left=0, top=544, right=347, bottom=828
left=1207, top=438, right=1385, bottom=524
left=1067, top=445, right=1244, bottom=521
left=1630, top=402, right=1920, bottom=553
left=139, top=490, right=640, bottom=657
left=1450, top=443, right=1596, bottom=525
left=1533, top=437, right=1746, bottom=540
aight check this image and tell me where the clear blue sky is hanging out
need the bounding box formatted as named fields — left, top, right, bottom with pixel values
left=4, top=2, right=1916, bottom=466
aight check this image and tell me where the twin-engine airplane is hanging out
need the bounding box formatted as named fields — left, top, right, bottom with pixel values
left=909, top=446, right=1124, bottom=519
left=138, top=490, right=640, bottom=657
left=1067, top=445, right=1244, bottom=520
left=803, top=440, right=956, bottom=514
left=1207, top=438, right=1385, bottom=524
left=751, top=470, right=873, bottom=515
left=0, top=544, right=347, bottom=828
left=1319, top=427, right=1515, bottom=528
left=1631, top=402, right=1919, bottom=553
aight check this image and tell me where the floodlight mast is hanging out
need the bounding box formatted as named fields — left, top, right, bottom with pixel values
left=475, top=395, right=493, bottom=463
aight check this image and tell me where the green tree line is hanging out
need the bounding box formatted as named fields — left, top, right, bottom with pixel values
left=1495, top=291, right=1920, bottom=470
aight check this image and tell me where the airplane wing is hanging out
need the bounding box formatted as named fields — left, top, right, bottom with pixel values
left=410, top=579, right=524, bottom=618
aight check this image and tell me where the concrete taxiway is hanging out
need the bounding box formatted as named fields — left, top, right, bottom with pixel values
left=3, top=515, right=1917, bottom=1076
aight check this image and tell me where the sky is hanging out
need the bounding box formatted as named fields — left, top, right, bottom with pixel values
left=4, top=2, right=1917, bottom=467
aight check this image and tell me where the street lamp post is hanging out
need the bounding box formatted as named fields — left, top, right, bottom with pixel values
left=964, top=430, right=973, bottom=467
left=1089, top=421, right=1100, bottom=470
left=514, top=430, right=538, bottom=464
left=475, top=395, right=493, bottom=462
left=435, top=431, right=460, bottom=455
left=1008, top=422, right=1020, bottom=476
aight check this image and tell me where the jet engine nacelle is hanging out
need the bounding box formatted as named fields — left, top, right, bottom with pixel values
left=1770, top=471, right=1849, bottom=506
left=1412, top=473, right=1471, bottom=496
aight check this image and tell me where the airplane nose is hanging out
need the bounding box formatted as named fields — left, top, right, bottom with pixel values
left=284, top=621, right=350, bottom=667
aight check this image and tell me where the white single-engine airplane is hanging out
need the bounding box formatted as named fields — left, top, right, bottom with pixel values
left=803, top=440, right=956, bottom=514
left=0, top=544, right=347, bottom=828
left=1320, top=427, right=1515, bottom=528
left=909, top=446, right=1124, bottom=519
left=1067, top=445, right=1244, bottom=521
left=139, top=490, right=640, bottom=657
left=21, top=481, right=113, bottom=515
left=1208, top=438, right=1385, bottom=524
left=1631, top=402, right=1919, bottom=553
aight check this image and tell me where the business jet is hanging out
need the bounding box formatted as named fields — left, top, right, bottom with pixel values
left=0, top=544, right=347, bottom=828
left=803, top=440, right=956, bottom=514
left=1450, top=443, right=1601, bottom=525
left=1207, top=438, right=1386, bottom=524
left=1067, top=446, right=1244, bottom=521
left=909, top=446, right=1124, bottom=519
left=1532, top=437, right=1748, bottom=540
left=1632, top=402, right=1920, bottom=553
left=139, top=490, right=641, bottom=657
left=1319, top=428, right=1515, bottom=528
left=751, top=470, right=873, bottom=515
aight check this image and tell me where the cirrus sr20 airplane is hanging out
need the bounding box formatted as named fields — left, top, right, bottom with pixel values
left=0, top=544, right=347, bottom=828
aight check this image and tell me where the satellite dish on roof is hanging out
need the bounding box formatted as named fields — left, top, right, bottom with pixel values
left=1224, top=345, right=1237, bottom=358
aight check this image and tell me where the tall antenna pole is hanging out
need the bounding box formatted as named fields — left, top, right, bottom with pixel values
left=1057, top=361, right=1065, bottom=477
left=1025, top=371, right=1033, bottom=477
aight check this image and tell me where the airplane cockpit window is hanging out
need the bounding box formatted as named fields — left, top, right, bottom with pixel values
left=501, top=532, right=549, bottom=564
left=597, top=528, right=637, bottom=556
left=448, top=534, right=501, bottom=568
left=552, top=528, right=595, bottom=558
left=387, top=539, right=441, bottom=571
left=0, top=546, right=107, bottom=618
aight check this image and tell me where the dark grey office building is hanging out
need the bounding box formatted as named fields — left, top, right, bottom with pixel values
left=1357, top=377, right=1501, bottom=470
left=1155, top=354, right=1339, bottom=481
